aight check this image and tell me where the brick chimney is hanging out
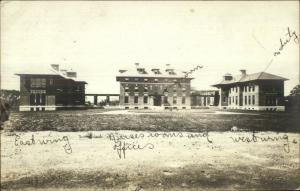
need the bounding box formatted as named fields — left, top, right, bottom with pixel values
left=240, top=69, right=246, bottom=76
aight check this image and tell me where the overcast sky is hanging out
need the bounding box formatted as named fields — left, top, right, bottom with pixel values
left=1, top=1, right=299, bottom=96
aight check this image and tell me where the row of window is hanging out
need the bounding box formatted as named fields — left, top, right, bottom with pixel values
left=229, top=85, right=256, bottom=93
left=30, top=78, right=53, bottom=88
left=265, top=96, right=278, bottom=106
left=124, top=96, right=186, bottom=104
left=228, top=95, right=256, bottom=105
left=124, top=78, right=186, bottom=83
left=124, top=85, right=187, bottom=92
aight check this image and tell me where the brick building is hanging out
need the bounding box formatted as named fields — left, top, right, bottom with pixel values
left=212, top=70, right=288, bottom=111
left=16, top=64, right=87, bottom=111
left=116, top=63, right=193, bottom=109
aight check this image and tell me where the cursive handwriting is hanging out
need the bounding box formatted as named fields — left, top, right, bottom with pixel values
left=164, top=65, right=203, bottom=92
left=274, top=27, right=298, bottom=56
left=113, top=141, right=154, bottom=159
left=107, top=132, right=145, bottom=143
left=14, top=134, right=72, bottom=154
left=229, top=131, right=290, bottom=153
left=187, top=131, right=213, bottom=143
left=184, top=65, right=203, bottom=78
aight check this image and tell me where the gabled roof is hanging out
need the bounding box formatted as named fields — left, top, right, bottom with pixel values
left=213, top=72, right=288, bottom=87
left=15, top=65, right=87, bottom=84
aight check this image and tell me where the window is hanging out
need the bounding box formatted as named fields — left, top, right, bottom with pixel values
left=125, top=78, right=129, bottom=81
left=253, top=85, right=255, bottom=91
left=164, top=96, right=168, bottom=104
left=49, top=79, right=53, bottom=85
left=125, top=86, right=129, bottom=92
left=232, top=96, right=234, bottom=103
left=154, top=78, right=158, bottom=82
left=182, top=97, right=186, bottom=104
left=134, top=85, right=139, bottom=92
left=144, top=78, right=148, bottom=82
left=134, top=78, right=138, bottom=81
left=236, top=96, right=238, bottom=105
left=236, top=87, right=238, bottom=92
left=144, top=86, right=148, bottom=92
left=124, top=96, right=129, bottom=103
left=248, top=96, right=251, bottom=105
left=144, top=96, right=148, bottom=104
left=245, top=86, right=247, bottom=92
left=252, top=95, right=255, bottom=105
left=134, top=96, right=138, bottom=104
left=31, top=78, right=46, bottom=88
left=173, top=97, right=177, bottom=104
left=229, top=96, right=231, bottom=104
left=245, top=96, right=247, bottom=105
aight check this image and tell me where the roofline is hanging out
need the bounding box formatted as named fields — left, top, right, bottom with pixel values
left=212, top=78, right=289, bottom=87
left=15, top=73, right=88, bottom=84
left=116, top=75, right=194, bottom=79
left=15, top=73, right=60, bottom=76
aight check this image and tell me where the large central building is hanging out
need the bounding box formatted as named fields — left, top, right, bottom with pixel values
left=116, top=63, right=193, bottom=109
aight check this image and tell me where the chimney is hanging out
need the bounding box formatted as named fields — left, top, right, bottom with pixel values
left=51, top=64, right=59, bottom=71
left=135, top=63, right=140, bottom=68
left=119, top=69, right=127, bottom=73
left=240, top=69, right=246, bottom=76
left=66, top=71, right=77, bottom=78
left=223, top=73, right=233, bottom=81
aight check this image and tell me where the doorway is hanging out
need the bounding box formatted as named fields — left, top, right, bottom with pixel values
left=153, top=95, right=162, bottom=106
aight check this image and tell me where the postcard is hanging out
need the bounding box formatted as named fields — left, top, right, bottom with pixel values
left=1, top=1, right=299, bottom=190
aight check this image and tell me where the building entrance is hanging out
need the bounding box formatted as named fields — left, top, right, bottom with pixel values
left=153, top=95, right=162, bottom=106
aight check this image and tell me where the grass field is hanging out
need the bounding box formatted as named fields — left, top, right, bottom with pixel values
left=1, top=109, right=300, bottom=190
left=2, top=109, right=300, bottom=132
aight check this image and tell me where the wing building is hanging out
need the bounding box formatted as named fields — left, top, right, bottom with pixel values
left=15, top=64, right=87, bottom=111
left=213, top=70, right=288, bottom=111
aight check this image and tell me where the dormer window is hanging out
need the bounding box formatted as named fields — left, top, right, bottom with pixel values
left=137, top=68, right=147, bottom=74
left=154, top=78, right=158, bottom=82
left=151, top=69, right=161, bottom=74
left=125, top=78, right=129, bottom=81
left=134, top=78, right=138, bottom=81
left=166, top=69, right=176, bottom=75
left=144, top=78, right=148, bottom=82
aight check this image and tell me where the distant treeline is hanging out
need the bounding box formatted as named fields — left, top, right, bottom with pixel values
left=0, top=89, right=20, bottom=111
left=285, top=84, right=300, bottom=112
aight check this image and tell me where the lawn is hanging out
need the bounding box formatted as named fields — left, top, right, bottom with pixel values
left=2, top=109, right=300, bottom=132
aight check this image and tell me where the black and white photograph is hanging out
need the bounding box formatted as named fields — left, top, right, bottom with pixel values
left=1, top=1, right=299, bottom=190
